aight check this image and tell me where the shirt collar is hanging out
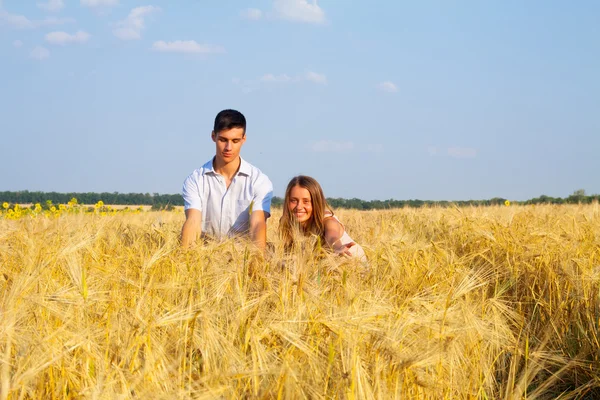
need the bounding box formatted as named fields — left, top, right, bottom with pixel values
left=203, top=157, right=250, bottom=176
left=238, top=157, right=251, bottom=176
left=202, top=158, right=215, bottom=174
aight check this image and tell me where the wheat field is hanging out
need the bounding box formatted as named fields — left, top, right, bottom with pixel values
left=1, top=204, right=599, bottom=399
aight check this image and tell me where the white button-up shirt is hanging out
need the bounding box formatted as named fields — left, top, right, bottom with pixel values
left=182, top=157, right=273, bottom=239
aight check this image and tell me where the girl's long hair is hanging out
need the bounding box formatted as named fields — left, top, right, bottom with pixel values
left=279, top=175, right=334, bottom=252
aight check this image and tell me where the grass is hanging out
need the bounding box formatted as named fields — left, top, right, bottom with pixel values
left=1, top=204, right=599, bottom=399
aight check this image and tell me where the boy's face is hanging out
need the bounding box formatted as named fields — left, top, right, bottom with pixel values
left=212, top=127, right=246, bottom=164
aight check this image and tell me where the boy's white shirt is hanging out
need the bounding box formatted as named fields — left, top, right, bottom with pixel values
left=182, top=157, right=273, bottom=239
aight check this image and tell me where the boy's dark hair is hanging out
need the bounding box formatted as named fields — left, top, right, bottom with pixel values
left=213, top=109, right=246, bottom=135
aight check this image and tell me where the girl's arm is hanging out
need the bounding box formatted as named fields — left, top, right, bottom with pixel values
left=324, top=217, right=356, bottom=256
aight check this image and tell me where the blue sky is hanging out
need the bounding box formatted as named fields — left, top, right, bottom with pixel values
left=1, top=0, right=598, bottom=201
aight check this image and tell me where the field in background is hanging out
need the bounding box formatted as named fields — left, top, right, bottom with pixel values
left=1, top=205, right=600, bottom=398
left=7, top=204, right=162, bottom=211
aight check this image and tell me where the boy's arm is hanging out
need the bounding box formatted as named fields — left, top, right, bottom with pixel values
left=181, top=172, right=203, bottom=248
left=181, top=208, right=202, bottom=248
left=249, top=174, right=273, bottom=252
left=249, top=210, right=268, bottom=251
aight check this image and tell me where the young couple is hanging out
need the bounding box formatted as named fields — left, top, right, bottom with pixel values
left=181, top=109, right=365, bottom=260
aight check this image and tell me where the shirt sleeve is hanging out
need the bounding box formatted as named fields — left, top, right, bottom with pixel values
left=252, top=173, right=273, bottom=217
left=182, top=172, right=203, bottom=211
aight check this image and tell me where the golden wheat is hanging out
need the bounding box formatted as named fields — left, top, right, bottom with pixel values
left=1, top=204, right=599, bottom=399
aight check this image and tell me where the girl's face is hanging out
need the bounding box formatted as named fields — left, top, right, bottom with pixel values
left=288, top=185, right=313, bottom=226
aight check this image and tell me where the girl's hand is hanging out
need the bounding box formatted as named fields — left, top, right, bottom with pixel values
left=334, top=241, right=356, bottom=256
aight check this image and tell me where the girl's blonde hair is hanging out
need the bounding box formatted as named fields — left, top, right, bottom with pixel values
left=279, top=175, right=334, bottom=251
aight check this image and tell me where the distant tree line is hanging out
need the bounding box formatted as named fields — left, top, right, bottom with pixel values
left=523, top=189, right=599, bottom=205
left=0, top=191, right=182, bottom=207
left=1, top=189, right=598, bottom=210
left=271, top=197, right=517, bottom=209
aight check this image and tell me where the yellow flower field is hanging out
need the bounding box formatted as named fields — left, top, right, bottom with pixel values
left=1, top=204, right=599, bottom=398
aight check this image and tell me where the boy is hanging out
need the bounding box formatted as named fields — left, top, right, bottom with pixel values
left=181, top=109, right=273, bottom=250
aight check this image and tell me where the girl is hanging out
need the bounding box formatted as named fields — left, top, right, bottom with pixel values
left=279, top=175, right=366, bottom=260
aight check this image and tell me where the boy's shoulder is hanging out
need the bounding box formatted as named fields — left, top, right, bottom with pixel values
left=186, top=159, right=215, bottom=179
left=239, top=159, right=272, bottom=183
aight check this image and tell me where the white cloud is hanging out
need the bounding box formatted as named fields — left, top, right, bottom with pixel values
left=312, top=140, right=354, bottom=153
left=305, top=71, right=327, bottom=84
left=43, top=16, right=74, bottom=25
left=13, top=39, right=23, bottom=48
left=113, top=6, right=160, bottom=40
left=45, top=30, right=90, bottom=45
left=0, top=11, right=35, bottom=29
left=30, top=46, right=50, bottom=60
left=258, top=71, right=326, bottom=85
left=81, top=0, right=118, bottom=7
left=41, top=16, right=72, bottom=25
left=235, top=70, right=328, bottom=92
left=366, top=144, right=384, bottom=153
left=0, top=9, right=73, bottom=29
left=260, top=73, right=292, bottom=83
left=378, top=81, right=398, bottom=93
left=273, top=0, right=325, bottom=24
left=37, top=0, right=65, bottom=12
left=231, top=78, right=259, bottom=93
left=427, top=146, right=438, bottom=156
left=0, top=11, right=36, bottom=29
left=241, top=8, right=262, bottom=20
left=152, top=40, right=225, bottom=54
left=447, top=147, right=477, bottom=159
